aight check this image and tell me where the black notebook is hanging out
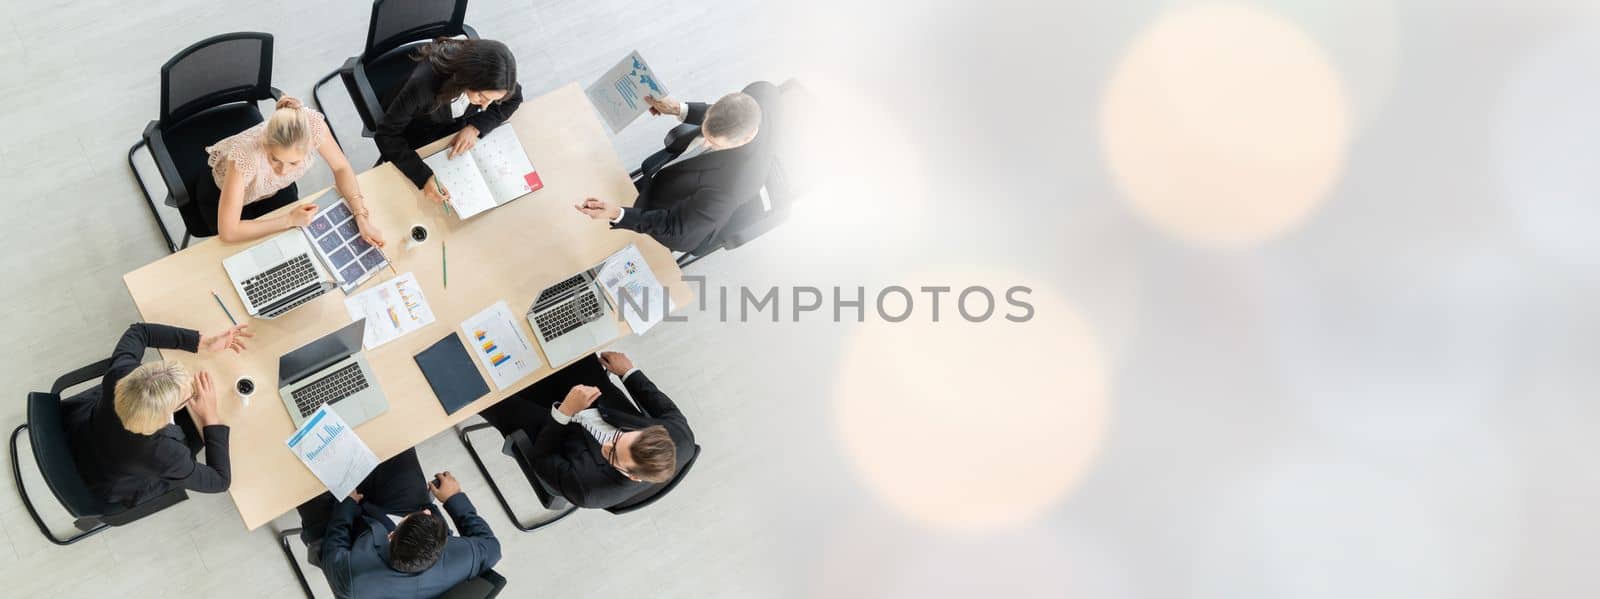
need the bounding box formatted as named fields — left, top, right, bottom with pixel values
left=414, top=333, right=489, bottom=414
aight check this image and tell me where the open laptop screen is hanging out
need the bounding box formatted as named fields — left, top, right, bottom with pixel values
left=279, top=318, right=366, bottom=387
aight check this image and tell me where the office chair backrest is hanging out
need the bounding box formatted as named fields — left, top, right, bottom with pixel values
left=25, top=391, right=104, bottom=520
left=607, top=444, right=702, bottom=515
left=439, top=568, right=507, bottom=599
left=366, top=0, right=470, bottom=59
left=160, top=32, right=276, bottom=125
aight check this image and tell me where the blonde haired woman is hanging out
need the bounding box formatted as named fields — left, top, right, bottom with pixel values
left=68, top=322, right=251, bottom=508
left=200, top=96, right=385, bottom=246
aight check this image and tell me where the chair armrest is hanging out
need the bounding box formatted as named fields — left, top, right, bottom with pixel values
left=269, top=87, right=284, bottom=101
left=141, top=121, right=190, bottom=209
left=663, top=123, right=701, bottom=153
left=100, top=486, right=187, bottom=526
left=722, top=206, right=788, bottom=250
left=51, top=358, right=115, bottom=396
left=505, top=429, right=570, bottom=510
left=340, top=56, right=385, bottom=134
left=460, top=25, right=481, bottom=40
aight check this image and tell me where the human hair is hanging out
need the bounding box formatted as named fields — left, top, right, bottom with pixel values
left=389, top=511, right=449, bottom=573
left=629, top=426, right=678, bottom=483
left=703, top=92, right=762, bottom=145
left=413, top=38, right=518, bottom=110
left=263, top=106, right=313, bottom=150
left=113, top=361, right=191, bottom=435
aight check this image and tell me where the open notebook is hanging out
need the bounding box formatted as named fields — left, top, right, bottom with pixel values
left=424, top=125, right=544, bottom=219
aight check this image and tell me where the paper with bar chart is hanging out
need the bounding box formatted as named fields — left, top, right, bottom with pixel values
left=585, top=50, right=670, bottom=132
left=286, top=405, right=378, bottom=499
left=459, top=300, right=539, bottom=390
left=343, top=272, right=435, bottom=350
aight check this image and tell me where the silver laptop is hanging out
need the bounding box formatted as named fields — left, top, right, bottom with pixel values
left=526, top=270, right=622, bottom=367
left=222, top=229, right=336, bottom=320
left=278, top=318, right=390, bottom=428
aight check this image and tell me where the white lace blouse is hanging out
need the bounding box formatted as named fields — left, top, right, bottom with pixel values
left=205, top=108, right=330, bottom=204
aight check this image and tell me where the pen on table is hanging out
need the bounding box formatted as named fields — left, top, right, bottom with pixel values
left=210, top=290, right=238, bottom=326
left=442, top=242, right=448, bottom=289
left=435, top=178, right=453, bottom=216
left=374, top=243, right=399, bottom=275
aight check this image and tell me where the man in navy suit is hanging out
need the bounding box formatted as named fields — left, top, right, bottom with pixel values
left=296, top=449, right=500, bottom=599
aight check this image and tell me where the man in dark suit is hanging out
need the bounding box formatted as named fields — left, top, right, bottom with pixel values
left=480, top=351, right=695, bottom=509
left=575, top=82, right=781, bottom=252
left=295, top=449, right=500, bottom=599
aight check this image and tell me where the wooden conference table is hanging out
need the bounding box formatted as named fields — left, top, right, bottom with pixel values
left=123, top=83, right=691, bottom=530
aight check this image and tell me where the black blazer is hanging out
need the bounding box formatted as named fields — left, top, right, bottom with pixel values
left=613, top=81, right=782, bottom=252
left=321, top=494, right=501, bottom=599
left=375, top=60, right=524, bottom=189
left=68, top=323, right=231, bottom=508
left=530, top=371, right=694, bottom=509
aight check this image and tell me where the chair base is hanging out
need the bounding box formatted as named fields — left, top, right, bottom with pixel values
left=276, top=527, right=316, bottom=599
left=455, top=422, right=577, bottom=532
left=126, top=140, right=181, bottom=254
left=9, top=425, right=109, bottom=546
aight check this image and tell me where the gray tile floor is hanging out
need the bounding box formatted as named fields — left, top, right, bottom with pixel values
left=0, top=1, right=801, bottom=597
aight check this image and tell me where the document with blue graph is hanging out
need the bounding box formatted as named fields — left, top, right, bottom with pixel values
left=585, top=50, right=670, bottom=133
left=286, top=405, right=379, bottom=499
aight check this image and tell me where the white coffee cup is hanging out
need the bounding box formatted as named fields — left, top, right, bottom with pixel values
left=406, top=224, right=430, bottom=249
left=235, top=376, right=256, bottom=407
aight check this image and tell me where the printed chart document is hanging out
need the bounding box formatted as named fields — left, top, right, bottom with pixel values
left=459, top=300, right=540, bottom=390
left=424, top=125, right=543, bottom=219
left=343, top=272, right=435, bottom=349
left=598, top=243, right=673, bottom=335
left=585, top=50, right=669, bottom=133
left=286, top=406, right=379, bottom=499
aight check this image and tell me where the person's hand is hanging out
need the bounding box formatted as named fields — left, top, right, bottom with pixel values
left=190, top=371, right=221, bottom=427
left=287, top=203, right=319, bottom=228
left=428, top=472, right=462, bottom=502
left=575, top=197, right=621, bottom=221
left=200, top=324, right=252, bottom=354
left=424, top=175, right=450, bottom=205
left=644, top=95, right=680, bottom=117
left=599, top=351, right=634, bottom=377
left=558, top=385, right=601, bottom=417
left=356, top=216, right=386, bottom=248
left=275, top=96, right=304, bottom=110
left=448, top=125, right=480, bottom=158
left=348, top=489, right=364, bottom=503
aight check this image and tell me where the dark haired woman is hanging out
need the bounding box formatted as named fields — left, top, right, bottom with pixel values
left=376, top=38, right=522, bottom=204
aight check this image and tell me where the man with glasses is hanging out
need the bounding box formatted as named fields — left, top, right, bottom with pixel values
left=481, top=351, right=694, bottom=508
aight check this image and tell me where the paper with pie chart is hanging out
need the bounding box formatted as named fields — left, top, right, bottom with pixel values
left=459, top=300, right=539, bottom=390
left=343, top=272, right=435, bottom=350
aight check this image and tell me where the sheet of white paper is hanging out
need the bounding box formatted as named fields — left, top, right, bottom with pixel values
left=459, top=301, right=540, bottom=390
left=343, top=272, right=435, bottom=350
left=585, top=50, right=669, bottom=133
left=471, top=126, right=538, bottom=204
left=423, top=150, right=496, bottom=219
left=598, top=244, right=673, bottom=335
left=286, top=406, right=379, bottom=499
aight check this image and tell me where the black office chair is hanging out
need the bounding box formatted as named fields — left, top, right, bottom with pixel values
left=312, top=0, right=478, bottom=141
left=8, top=358, right=189, bottom=545
left=456, top=421, right=702, bottom=532
left=127, top=32, right=284, bottom=253
left=274, top=528, right=508, bottom=599
left=627, top=79, right=812, bottom=268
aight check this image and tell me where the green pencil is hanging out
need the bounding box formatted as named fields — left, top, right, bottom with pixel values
left=442, top=242, right=448, bottom=289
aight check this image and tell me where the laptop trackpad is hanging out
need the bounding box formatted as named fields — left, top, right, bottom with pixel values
left=251, top=241, right=285, bottom=265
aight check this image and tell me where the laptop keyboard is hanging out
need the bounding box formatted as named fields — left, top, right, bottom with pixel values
left=535, top=289, right=605, bottom=342
left=535, top=274, right=588, bottom=307
left=242, top=254, right=319, bottom=307
left=292, top=362, right=369, bottom=418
